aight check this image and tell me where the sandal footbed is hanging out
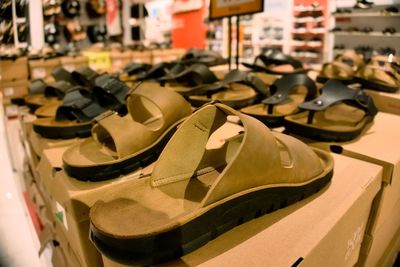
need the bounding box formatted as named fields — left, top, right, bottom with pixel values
left=284, top=104, right=372, bottom=141
left=62, top=118, right=185, bottom=181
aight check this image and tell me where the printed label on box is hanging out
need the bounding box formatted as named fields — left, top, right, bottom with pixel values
left=345, top=223, right=364, bottom=261
left=3, top=87, right=14, bottom=96
left=63, top=64, right=75, bottom=72
left=82, top=51, right=111, bottom=72
left=55, top=201, right=69, bottom=231
left=32, top=68, right=46, bottom=79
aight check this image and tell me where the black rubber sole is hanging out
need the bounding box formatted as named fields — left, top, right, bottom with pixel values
left=283, top=116, right=373, bottom=142
left=354, top=77, right=399, bottom=93
left=90, top=170, right=333, bottom=266
left=316, top=76, right=354, bottom=85
left=63, top=125, right=178, bottom=181
left=32, top=123, right=92, bottom=139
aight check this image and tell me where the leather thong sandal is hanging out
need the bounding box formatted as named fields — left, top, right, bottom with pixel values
left=243, top=49, right=307, bottom=75
left=159, top=63, right=219, bottom=92
left=354, top=58, right=400, bottom=92
left=187, top=69, right=270, bottom=108
left=241, top=74, right=317, bottom=127
left=284, top=79, right=378, bottom=141
left=89, top=103, right=334, bottom=265
left=317, top=50, right=364, bottom=84
left=62, top=82, right=192, bottom=181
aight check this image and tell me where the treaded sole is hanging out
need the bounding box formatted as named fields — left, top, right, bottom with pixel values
left=32, top=123, right=92, bottom=139
left=63, top=124, right=178, bottom=181
left=90, top=169, right=333, bottom=266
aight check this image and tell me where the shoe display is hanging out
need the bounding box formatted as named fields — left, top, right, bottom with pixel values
left=2, top=1, right=400, bottom=266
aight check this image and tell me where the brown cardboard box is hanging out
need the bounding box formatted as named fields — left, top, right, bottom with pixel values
left=151, top=49, right=165, bottom=64
left=60, top=56, right=88, bottom=72
left=29, top=57, right=61, bottom=80
left=102, top=153, right=381, bottom=267
left=110, top=50, right=132, bottom=71
left=0, top=57, right=28, bottom=81
left=131, top=51, right=152, bottom=65
left=294, top=112, right=400, bottom=267
left=0, top=80, right=29, bottom=102
left=54, top=218, right=84, bottom=267
left=29, top=130, right=84, bottom=158
left=376, top=225, right=400, bottom=267
left=364, top=89, right=400, bottom=116
left=37, top=146, right=154, bottom=267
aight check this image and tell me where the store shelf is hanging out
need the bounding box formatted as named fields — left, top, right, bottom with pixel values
left=333, top=32, right=400, bottom=38
left=333, top=12, right=400, bottom=18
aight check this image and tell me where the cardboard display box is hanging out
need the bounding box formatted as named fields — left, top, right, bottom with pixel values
left=293, top=112, right=400, bottom=267
left=60, top=56, right=89, bottom=72
left=0, top=80, right=29, bottom=103
left=29, top=130, right=84, bottom=158
left=29, top=57, right=61, bottom=80
left=110, top=50, right=132, bottom=72
left=0, top=57, right=28, bottom=82
left=102, top=153, right=381, bottom=267
left=364, top=89, right=400, bottom=116
left=37, top=146, right=154, bottom=267
left=131, top=50, right=152, bottom=65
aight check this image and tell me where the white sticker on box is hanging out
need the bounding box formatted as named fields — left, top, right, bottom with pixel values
left=113, top=59, right=122, bottom=68
left=3, top=87, right=14, bottom=96
left=32, top=67, right=46, bottom=79
left=55, top=201, right=69, bottom=231
left=63, top=64, right=75, bottom=72
left=345, top=223, right=364, bottom=261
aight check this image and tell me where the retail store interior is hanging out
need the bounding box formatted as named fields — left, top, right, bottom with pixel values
left=0, top=0, right=400, bottom=266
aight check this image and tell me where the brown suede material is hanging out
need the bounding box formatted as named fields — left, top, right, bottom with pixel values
left=90, top=103, right=333, bottom=238
left=63, top=83, right=192, bottom=167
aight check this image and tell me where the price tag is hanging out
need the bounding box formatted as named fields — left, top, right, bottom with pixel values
left=210, top=0, right=263, bottom=19
left=32, top=67, right=46, bottom=79
left=3, top=87, right=14, bottom=96
left=82, top=51, right=111, bottom=72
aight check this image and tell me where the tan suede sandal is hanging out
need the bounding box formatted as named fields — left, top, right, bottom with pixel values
left=89, top=103, right=334, bottom=265
left=284, top=79, right=378, bottom=141
left=62, top=82, right=192, bottom=181
left=317, top=50, right=364, bottom=83
left=241, top=74, right=317, bottom=127
left=354, top=58, right=400, bottom=92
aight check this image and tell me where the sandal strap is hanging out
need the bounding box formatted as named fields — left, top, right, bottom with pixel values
left=55, top=87, right=106, bottom=122
left=299, top=79, right=377, bottom=122
left=122, top=62, right=151, bottom=76
left=71, top=66, right=99, bottom=87
left=29, top=79, right=47, bottom=95
left=44, top=80, right=73, bottom=98
left=262, top=74, right=317, bottom=106
left=93, top=74, right=130, bottom=112
left=198, top=70, right=268, bottom=97
left=136, top=62, right=173, bottom=81
left=257, top=52, right=303, bottom=69
left=51, top=66, right=74, bottom=82
left=159, top=64, right=218, bottom=86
